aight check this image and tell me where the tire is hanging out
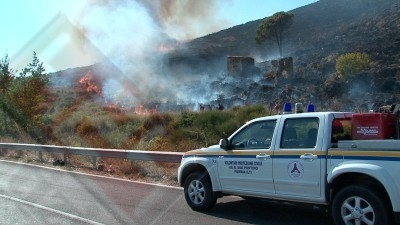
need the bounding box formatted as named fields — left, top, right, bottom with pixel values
left=183, top=172, right=217, bottom=211
left=332, top=185, right=390, bottom=225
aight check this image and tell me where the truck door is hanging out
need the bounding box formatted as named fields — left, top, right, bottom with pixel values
left=217, top=120, right=276, bottom=195
left=273, top=117, right=322, bottom=199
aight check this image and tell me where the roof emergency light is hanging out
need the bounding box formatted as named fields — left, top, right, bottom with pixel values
left=307, top=104, right=315, bottom=112
left=295, top=103, right=303, bottom=113
left=283, top=103, right=292, bottom=114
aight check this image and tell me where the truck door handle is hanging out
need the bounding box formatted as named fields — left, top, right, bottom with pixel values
left=300, top=153, right=318, bottom=161
left=256, top=153, right=271, bottom=160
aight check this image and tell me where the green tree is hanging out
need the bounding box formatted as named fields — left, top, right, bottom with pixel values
left=10, top=51, right=49, bottom=123
left=255, top=11, right=294, bottom=58
left=0, top=54, right=15, bottom=132
left=336, top=52, right=370, bottom=80
left=0, top=54, right=14, bottom=94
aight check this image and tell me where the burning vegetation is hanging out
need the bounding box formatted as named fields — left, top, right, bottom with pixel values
left=79, top=70, right=101, bottom=95
left=75, top=68, right=161, bottom=115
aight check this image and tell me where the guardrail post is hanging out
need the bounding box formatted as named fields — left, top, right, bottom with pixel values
left=37, top=151, right=43, bottom=162
left=92, top=157, right=97, bottom=169
left=63, top=154, right=68, bottom=165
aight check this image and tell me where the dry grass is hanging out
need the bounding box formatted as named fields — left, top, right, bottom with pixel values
left=0, top=84, right=270, bottom=188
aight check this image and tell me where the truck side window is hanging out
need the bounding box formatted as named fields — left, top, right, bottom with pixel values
left=230, top=120, right=276, bottom=150
left=281, top=118, right=319, bottom=149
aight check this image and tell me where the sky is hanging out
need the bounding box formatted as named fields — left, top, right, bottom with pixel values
left=0, top=0, right=318, bottom=72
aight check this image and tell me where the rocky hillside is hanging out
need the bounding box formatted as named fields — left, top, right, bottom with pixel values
left=164, top=0, right=400, bottom=111
left=51, top=0, right=400, bottom=112
left=178, top=0, right=399, bottom=63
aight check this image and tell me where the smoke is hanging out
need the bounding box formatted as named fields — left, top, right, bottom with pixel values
left=137, top=0, right=230, bottom=40
left=80, top=0, right=161, bottom=70
left=78, top=0, right=233, bottom=108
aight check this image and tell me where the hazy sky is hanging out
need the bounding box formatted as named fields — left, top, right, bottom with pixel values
left=1, top=0, right=318, bottom=72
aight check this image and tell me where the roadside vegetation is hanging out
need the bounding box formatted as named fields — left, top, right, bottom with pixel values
left=0, top=97, right=270, bottom=185
left=0, top=54, right=271, bottom=184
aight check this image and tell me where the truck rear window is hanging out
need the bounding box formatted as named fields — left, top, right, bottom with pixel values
left=331, top=118, right=352, bottom=146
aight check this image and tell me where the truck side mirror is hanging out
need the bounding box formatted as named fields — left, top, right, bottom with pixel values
left=219, top=138, right=230, bottom=150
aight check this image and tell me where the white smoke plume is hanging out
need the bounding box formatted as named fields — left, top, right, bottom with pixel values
left=137, top=0, right=230, bottom=40
left=78, top=0, right=232, bottom=109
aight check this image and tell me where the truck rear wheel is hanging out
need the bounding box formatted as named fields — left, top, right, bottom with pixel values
left=332, top=185, right=390, bottom=225
left=184, top=172, right=216, bottom=211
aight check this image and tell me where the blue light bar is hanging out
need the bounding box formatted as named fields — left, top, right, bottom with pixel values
left=307, top=104, right=315, bottom=112
left=283, top=103, right=292, bottom=114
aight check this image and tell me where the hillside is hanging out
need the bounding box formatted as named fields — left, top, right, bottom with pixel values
left=178, top=0, right=399, bottom=62
left=164, top=0, right=400, bottom=111
left=51, top=0, right=400, bottom=112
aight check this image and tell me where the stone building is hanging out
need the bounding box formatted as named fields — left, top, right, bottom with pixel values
left=271, top=57, right=293, bottom=78
left=227, top=56, right=256, bottom=76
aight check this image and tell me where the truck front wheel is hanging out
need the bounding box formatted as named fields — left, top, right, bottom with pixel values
left=184, top=172, right=217, bottom=211
left=332, top=185, right=390, bottom=225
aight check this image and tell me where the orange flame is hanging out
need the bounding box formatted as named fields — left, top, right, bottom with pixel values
left=134, top=104, right=157, bottom=115
left=79, top=70, right=101, bottom=94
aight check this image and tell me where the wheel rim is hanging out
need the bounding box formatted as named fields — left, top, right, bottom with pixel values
left=188, top=179, right=205, bottom=205
left=341, top=196, right=375, bottom=225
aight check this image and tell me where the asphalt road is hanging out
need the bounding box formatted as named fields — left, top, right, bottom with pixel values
left=0, top=160, right=335, bottom=225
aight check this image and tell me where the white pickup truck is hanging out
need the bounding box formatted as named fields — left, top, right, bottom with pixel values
left=178, top=103, right=400, bottom=225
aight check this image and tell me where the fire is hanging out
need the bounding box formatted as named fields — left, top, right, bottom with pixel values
left=79, top=70, right=101, bottom=94
left=134, top=104, right=157, bottom=115
left=103, top=103, right=157, bottom=115
left=78, top=70, right=159, bottom=115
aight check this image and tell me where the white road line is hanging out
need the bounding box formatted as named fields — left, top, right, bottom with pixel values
left=0, top=193, right=105, bottom=225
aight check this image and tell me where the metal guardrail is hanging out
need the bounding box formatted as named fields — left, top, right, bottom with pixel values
left=0, top=143, right=184, bottom=164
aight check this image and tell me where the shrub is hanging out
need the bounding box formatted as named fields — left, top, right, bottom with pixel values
left=319, top=74, right=347, bottom=98
left=76, top=120, right=97, bottom=135
left=336, top=52, right=370, bottom=80
left=143, top=113, right=173, bottom=131
left=176, top=111, right=195, bottom=127
left=233, top=104, right=269, bottom=124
